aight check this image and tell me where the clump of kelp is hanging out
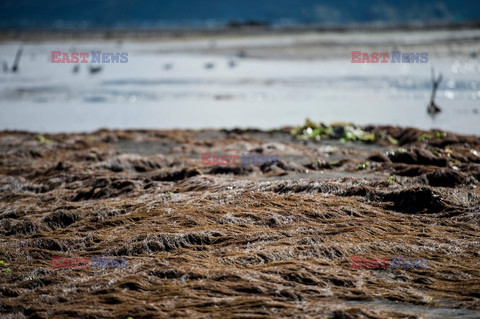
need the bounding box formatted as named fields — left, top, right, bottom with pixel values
left=291, top=119, right=398, bottom=144
left=0, top=128, right=480, bottom=319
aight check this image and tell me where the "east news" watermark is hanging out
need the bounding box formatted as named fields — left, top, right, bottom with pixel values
left=51, top=256, right=129, bottom=268
left=351, top=51, right=428, bottom=63
left=51, top=51, right=128, bottom=63
left=351, top=256, right=429, bottom=269
left=201, top=153, right=278, bottom=166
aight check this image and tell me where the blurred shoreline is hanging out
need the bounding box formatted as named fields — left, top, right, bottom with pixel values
left=1, top=21, right=480, bottom=42
left=1, top=24, right=479, bottom=62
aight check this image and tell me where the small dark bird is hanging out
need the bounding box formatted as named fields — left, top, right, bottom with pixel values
left=11, top=47, right=23, bottom=73
left=204, top=62, right=215, bottom=70
left=236, top=50, right=247, bottom=58
left=89, top=65, right=103, bottom=74
left=73, top=64, right=80, bottom=73
left=428, top=101, right=441, bottom=115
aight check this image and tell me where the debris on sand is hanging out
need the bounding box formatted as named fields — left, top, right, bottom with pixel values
left=0, top=124, right=479, bottom=318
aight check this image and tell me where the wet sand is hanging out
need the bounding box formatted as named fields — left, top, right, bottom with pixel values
left=1, top=124, right=480, bottom=318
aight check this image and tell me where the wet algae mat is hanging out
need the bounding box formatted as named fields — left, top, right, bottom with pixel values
left=0, top=126, right=480, bottom=318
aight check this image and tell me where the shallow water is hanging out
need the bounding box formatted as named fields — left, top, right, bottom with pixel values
left=0, top=30, right=479, bottom=134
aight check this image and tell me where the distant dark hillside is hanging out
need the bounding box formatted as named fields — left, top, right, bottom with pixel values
left=1, top=0, right=479, bottom=29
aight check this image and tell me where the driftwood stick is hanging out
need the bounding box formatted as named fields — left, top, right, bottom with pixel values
left=428, top=67, right=443, bottom=115
left=11, top=47, right=23, bottom=73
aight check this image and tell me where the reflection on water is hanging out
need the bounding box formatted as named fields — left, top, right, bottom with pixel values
left=0, top=33, right=479, bottom=134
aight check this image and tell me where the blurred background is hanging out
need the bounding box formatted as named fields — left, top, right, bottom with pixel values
left=0, top=0, right=479, bottom=134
